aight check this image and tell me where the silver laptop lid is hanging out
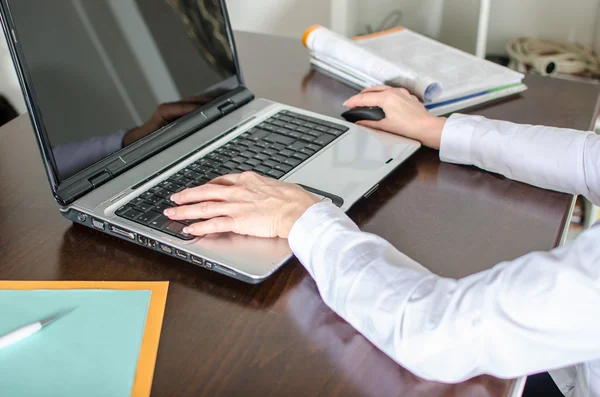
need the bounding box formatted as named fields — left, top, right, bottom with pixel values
left=0, top=0, right=251, bottom=204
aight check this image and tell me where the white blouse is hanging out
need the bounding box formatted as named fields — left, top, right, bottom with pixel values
left=288, top=114, right=600, bottom=397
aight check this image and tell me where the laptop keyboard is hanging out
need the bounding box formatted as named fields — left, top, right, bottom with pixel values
left=114, top=110, right=349, bottom=240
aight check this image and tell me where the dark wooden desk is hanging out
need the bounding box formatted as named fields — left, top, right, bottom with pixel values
left=1, top=32, right=599, bottom=397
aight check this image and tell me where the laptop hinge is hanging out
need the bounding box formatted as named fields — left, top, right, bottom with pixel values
left=217, top=100, right=236, bottom=115
left=88, top=170, right=112, bottom=188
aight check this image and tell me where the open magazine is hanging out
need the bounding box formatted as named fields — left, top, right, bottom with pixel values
left=302, top=25, right=527, bottom=116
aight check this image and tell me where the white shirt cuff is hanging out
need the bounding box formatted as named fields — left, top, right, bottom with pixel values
left=439, top=113, right=479, bottom=165
left=288, top=201, right=357, bottom=278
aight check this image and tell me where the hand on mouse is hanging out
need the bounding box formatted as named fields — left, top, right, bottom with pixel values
left=343, top=86, right=446, bottom=149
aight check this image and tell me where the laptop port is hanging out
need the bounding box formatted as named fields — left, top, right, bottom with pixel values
left=175, top=249, right=188, bottom=259
left=204, top=261, right=213, bottom=269
left=159, top=244, right=173, bottom=254
left=214, top=264, right=235, bottom=277
left=191, top=256, right=204, bottom=266
left=91, top=218, right=105, bottom=230
left=137, top=235, right=148, bottom=246
left=148, top=239, right=157, bottom=249
left=110, top=225, right=135, bottom=240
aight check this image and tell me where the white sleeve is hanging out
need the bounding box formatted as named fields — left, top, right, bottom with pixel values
left=440, top=114, right=600, bottom=206
left=288, top=202, right=600, bottom=383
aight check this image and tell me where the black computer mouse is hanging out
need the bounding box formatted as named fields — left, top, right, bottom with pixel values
left=341, top=106, right=386, bottom=123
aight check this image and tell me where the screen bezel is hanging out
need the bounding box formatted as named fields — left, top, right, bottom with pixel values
left=0, top=0, right=246, bottom=204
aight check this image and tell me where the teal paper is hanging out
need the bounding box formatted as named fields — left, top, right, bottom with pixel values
left=0, top=289, right=151, bottom=397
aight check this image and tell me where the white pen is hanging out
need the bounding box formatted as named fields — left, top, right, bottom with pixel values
left=0, top=316, right=56, bottom=350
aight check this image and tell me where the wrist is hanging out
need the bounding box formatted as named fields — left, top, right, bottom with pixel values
left=279, top=197, right=320, bottom=238
left=419, top=116, right=446, bottom=150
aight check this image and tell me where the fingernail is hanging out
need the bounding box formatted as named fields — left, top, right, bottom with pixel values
left=164, top=208, right=175, bottom=216
left=342, top=100, right=348, bottom=107
left=171, top=193, right=180, bottom=201
left=183, top=227, right=192, bottom=234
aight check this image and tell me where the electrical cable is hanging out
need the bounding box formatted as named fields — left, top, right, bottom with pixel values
left=364, top=10, right=403, bottom=35
left=506, top=37, right=600, bottom=78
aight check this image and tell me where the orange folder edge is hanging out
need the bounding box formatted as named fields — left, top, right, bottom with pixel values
left=0, top=280, right=169, bottom=397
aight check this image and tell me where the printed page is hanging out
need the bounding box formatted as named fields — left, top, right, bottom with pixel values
left=304, top=26, right=443, bottom=102
left=355, top=29, right=524, bottom=102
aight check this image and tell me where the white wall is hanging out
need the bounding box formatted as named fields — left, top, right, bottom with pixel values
left=347, top=0, right=600, bottom=55
left=225, top=0, right=331, bottom=38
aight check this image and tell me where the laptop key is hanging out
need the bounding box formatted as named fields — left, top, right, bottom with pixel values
left=283, top=157, right=302, bottom=167
left=120, top=208, right=144, bottom=220
left=275, top=163, right=293, bottom=173
left=148, top=214, right=171, bottom=230
left=262, top=148, right=277, bottom=156
left=164, top=222, right=195, bottom=240
left=272, top=155, right=286, bottom=163
left=139, top=192, right=154, bottom=201
left=299, top=148, right=316, bottom=156
left=327, top=128, right=345, bottom=136
left=183, top=170, right=200, bottom=180
left=135, top=200, right=153, bottom=212
left=265, top=133, right=295, bottom=145
left=279, top=149, right=294, bottom=157
left=115, top=205, right=133, bottom=216
left=288, top=141, right=305, bottom=151
left=154, top=201, right=174, bottom=213
left=306, top=143, right=323, bottom=151
left=173, top=184, right=186, bottom=193
left=245, top=158, right=262, bottom=167
left=145, top=195, right=162, bottom=205
left=253, top=153, right=269, bottom=161
left=271, top=143, right=286, bottom=151
left=137, top=210, right=162, bottom=225
left=254, top=165, right=270, bottom=174
left=314, top=134, right=336, bottom=146
left=223, top=161, right=239, bottom=170
left=248, top=128, right=270, bottom=141
left=263, top=160, right=279, bottom=168
left=232, top=156, right=247, bottom=164
left=299, top=134, right=315, bottom=142
left=236, top=163, right=254, bottom=172
left=292, top=152, right=309, bottom=161
left=205, top=171, right=221, bottom=180
left=266, top=169, right=285, bottom=179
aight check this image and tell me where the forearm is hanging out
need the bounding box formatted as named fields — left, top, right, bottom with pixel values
left=439, top=114, right=600, bottom=205
left=289, top=202, right=600, bottom=382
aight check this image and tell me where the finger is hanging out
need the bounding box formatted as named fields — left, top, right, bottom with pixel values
left=360, top=85, right=393, bottom=94
left=164, top=201, right=243, bottom=220
left=172, top=184, right=244, bottom=204
left=343, top=91, right=388, bottom=109
left=183, top=217, right=236, bottom=236
left=356, top=120, right=385, bottom=130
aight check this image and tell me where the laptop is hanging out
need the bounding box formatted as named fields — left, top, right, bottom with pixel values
left=0, top=0, right=420, bottom=283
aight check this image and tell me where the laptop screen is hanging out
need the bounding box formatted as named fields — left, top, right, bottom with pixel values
left=6, top=0, right=240, bottom=181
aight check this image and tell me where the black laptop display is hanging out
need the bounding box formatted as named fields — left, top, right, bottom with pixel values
left=3, top=0, right=246, bottom=197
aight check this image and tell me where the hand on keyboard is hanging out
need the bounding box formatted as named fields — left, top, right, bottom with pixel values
left=164, top=172, right=320, bottom=239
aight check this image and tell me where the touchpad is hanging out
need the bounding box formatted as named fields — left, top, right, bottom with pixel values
left=284, top=128, right=414, bottom=201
